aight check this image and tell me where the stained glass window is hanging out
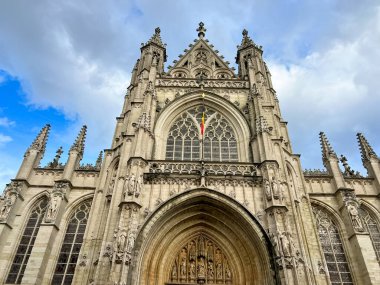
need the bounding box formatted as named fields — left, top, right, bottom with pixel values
left=6, top=198, right=48, bottom=284
left=312, top=205, right=354, bottom=285
left=359, top=207, right=380, bottom=261
left=52, top=200, right=92, bottom=285
left=166, top=106, right=238, bottom=162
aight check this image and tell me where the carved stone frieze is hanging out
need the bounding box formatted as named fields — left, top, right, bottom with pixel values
left=0, top=181, right=22, bottom=222
left=156, top=78, right=248, bottom=89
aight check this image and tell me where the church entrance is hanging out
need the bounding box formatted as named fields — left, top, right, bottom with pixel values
left=131, top=189, right=275, bottom=285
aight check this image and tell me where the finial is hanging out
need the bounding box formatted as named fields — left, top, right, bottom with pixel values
left=95, top=151, right=103, bottom=169
left=143, top=27, right=165, bottom=48
left=26, top=124, right=51, bottom=156
left=237, top=29, right=256, bottom=51
left=242, top=29, right=248, bottom=37
left=357, top=133, right=377, bottom=163
left=155, top=27, right=161, bottom=35
left=197, top=22, right=207, bottom=38
left=47, top=146, right=64, bottom=168
left=70, top=125, right=87, bottom=156
left=319, top=132, right=337, bottom=166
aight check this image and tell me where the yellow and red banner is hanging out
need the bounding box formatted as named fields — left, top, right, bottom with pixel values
left=201, top=112, right=205, bottom=136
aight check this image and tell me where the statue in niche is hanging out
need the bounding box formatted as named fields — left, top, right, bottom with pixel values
left=347, top=204, right=364, bottom=231
left=108, top=173, right=116, bottom=194
left=189, top=241, right=196, bottom=260
left=264, top=179, right=272, bottom=201
left=225, top=262, right=231, bottom=279
left=180, top=256, right=187, bottom=277
left=126, top=231, right=135, bottom=253
left=207, top=260, right=214, bottom=279
left=279, top=181, right=286, bottom=202
left=272, top=177, right=280, bottom=199
left=45, top=193, right=60, bottom=221
left=280, top=232, right=290, bottom=256
left=135, top=175, right=143, bottom=198
left=197, top=257, right=206, bottom=277
left=126, top=174, right=136, bottom=196
left=0, top=190, right=17, bottom=220
left=171, top=262, right=178, bottom=279
left=270, top=231, right=280, bottom=257
left=189, top=260, right=196, bottom=279
left=207, top=242, right=214, bottom=261
left=215, top=249, right=223, bottom=279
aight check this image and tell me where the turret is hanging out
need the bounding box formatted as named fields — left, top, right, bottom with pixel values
left=16, top=124, right=50, bottom=180
left=62, top=125, right=87, bottom=180
left=319, top=132, right=345, bottom=188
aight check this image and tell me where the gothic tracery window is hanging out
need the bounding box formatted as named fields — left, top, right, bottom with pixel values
left=52, top=200, right=92, bottom=285
left=6, top=198, right=49, bottom=284
left=169, top=234, right=232, bottom=284
left=359, top=207, right=380, bottom=261
left=312, top=205, right=353, bottom=285
left=165, top=106, right=238, bottom=162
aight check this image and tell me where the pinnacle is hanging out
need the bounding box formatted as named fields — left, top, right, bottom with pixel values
left=70, top=125, right=87, bottom=156
left=144, top=27, right=165, bottom=48
left=197, top=22, right=207, bottom=38
left=95, top=151, right=103, bottom=169
left=27, top=124, right=51, bottom=155
left=319, top=132, right=337, bottom=165
left=237, top=29, right=255, bottom=51
left=357, top=133, right=377, bottom=163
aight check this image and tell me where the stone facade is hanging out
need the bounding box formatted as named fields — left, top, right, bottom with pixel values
left=0, top=23, right=379, bottom=285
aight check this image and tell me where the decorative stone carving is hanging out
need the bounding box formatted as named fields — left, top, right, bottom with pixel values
left=0, top=182, right=21, bottom=221
left=103, top=243, right=113, bottom=263
left=264, top=179, right=272, bottom=201
left=169, top=234, right=231, bottom=284
left=347, top=203, right=364, bottom=232
left=44, top=193, right=62, bottom=222
left=255, top=116, right=270, bottom=134
left=156, top=78, right=248, bottom=89
left=135, top=175, right=143, bottom=198
left=113, top=227, right=127, bottom=263
left=79, top=253, right=88, bottom=267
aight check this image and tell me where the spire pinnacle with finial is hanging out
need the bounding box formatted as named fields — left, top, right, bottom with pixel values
left=237, top=28, right=255, bottom=51
left=197, top=22, right=206, bottom=38
left=70, top=125, right=87, bottom=156
left=95, top=151, right=103, bottom=169
left=357, top=133, right=378, bottom=163
left=319, top=132, right=337, bottom=166
left=26, top=124, right=51, bottom=156
left=144, top=27, right=165, bottom=48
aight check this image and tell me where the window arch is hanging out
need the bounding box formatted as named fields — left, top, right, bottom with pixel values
left=52, top=199, right=92, bottom=285
left=6, top=197, right=49, bottom=284
left=312, top=205, right=353, bottom=285
left=165, top=106, right=238, bottom=162
left=359, top=207, right=380, bottom=261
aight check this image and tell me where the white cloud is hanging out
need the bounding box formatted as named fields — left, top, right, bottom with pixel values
left=0, top=134, right=12, bottom=145
left=0, top=117, right=15, bottom=127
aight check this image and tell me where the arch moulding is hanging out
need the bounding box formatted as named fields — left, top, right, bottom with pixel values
left=128, top=188, right=276, bottom=285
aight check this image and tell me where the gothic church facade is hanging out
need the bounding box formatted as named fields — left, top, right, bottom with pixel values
left=0, top=23, right=379, bottom=285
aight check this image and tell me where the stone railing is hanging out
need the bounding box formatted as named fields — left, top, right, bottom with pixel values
left=156, top=78, right=249, bottom=89
left=147, top=160, right=259, bottom=176
left=303, top=169, right=330, bottom=176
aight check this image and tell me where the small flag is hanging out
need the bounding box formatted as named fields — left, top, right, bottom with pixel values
left=201, top=112, right=205, bottom=136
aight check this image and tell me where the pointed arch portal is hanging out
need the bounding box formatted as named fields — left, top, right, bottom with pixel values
left=128, top=189, right=276, bottom=285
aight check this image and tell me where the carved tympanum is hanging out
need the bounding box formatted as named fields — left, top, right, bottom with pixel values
left=169, top=234, right=232, bottom=284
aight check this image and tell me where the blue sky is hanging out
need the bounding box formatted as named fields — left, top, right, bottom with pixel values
left=1, top=0, right=380, bottom=191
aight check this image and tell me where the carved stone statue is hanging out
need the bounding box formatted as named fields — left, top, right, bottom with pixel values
left=197, top=257, right=206, bottom=278
left=126, top=174, right=136, bottom=196
left=126, top=231, right=135, bottom=253
left=0, top=188, right=18, bottom=220
left=108, top=173, right=116, bottom=195
left=280, top=232, right=290, bottom=256
left=207, top=260, right=214, bottom=279
left=189, top=260, right=196, bottom=279
left=180, top=256, right=186, bottom=277
left=225, top=262, right=231, bottom=279
left=264, top=179, right=272, bottom=201
left=271, top=177, right=279, bottom=199
left=270, top=232, right=280, bottom=257
left=347, top=204, right=364, bottom=232
left=135, top=175, right=143, bottom=198
left=279, top=181, right=286, bottom=202
left=45, top=193, right=61, bottom=221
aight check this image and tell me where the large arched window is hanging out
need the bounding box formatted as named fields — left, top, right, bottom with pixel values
left=52, top=200, right=92, bottom=285
left=6, top=197, right=49, bottom=284
left=165, top=106, right=238, bottom=162
left=359, top=207, right=380, bottom=261
left=312, top=205, right=353, bottom=285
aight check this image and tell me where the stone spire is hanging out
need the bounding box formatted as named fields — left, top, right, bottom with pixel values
left=197, top=22, right=207, bottom=38
left=26, top=124, right=51, bottom=156
left=357, top=133, right=378, bottom=163
left=144, top=27, right=165, bottom=48
left=95, top=151, right=103, bottom=169
left=319, top=132, right=337, bottom=166
left=70, top=125, right=87, bottom=156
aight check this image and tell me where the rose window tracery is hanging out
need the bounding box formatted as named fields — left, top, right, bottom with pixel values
left=165, top=106, right=238, bottom=162
left=168, top=234, right=232, bottom=284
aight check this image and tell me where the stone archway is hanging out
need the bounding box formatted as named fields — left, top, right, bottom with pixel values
left=128, top=189, right=276, bottom=285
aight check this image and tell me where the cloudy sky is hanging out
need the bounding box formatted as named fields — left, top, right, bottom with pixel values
left=1, top=0, right=380, bottom=190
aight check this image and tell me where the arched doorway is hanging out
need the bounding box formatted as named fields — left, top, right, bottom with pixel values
left=128, top=189, right=276, bottom=285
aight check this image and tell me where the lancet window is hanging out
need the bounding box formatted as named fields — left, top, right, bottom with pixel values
left=52, top=200, right=92, bottom=285
left=6, top=198, right=48, bottom=284
left=312, top=205, right=353, bottom=285
left=169, top=234, right=232, bottom=284
left=359, top=207, right=380, bottom=261
left=165, top=106, right=238, bottom=162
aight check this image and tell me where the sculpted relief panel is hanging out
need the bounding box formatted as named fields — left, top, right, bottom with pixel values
left=168, top=234, right=232, bottom=284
